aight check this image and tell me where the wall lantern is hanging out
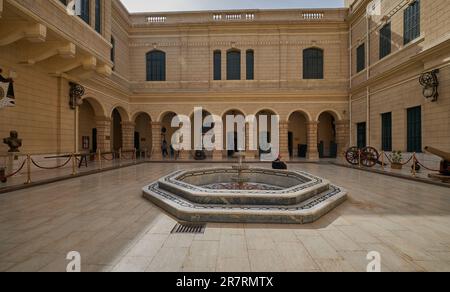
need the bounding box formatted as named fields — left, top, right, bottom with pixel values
left=419, top=69, right=439, bottom=102
left=69, top=82, right=85, bottom=109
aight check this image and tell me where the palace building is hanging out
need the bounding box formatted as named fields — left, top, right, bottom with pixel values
left=0, top=0, right=449, bottom=161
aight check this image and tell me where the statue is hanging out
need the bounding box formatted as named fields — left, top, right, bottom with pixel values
left=3, top=131, right=22, bottom=153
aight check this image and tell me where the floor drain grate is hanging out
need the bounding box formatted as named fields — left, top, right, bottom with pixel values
left=171, top=223, right=206, bottom=234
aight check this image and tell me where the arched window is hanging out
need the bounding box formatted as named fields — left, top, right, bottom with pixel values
left=213, top=50, right=221, bottom=80
left=303, top=48, right=324, bottom=79
left=227, top=49, right=241, bottom=80
left=246, top=50, right=254, bottom=80
left=146, top=50, right=166, bottom=81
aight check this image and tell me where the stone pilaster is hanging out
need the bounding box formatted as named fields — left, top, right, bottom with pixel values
left=335, top=120, right=350, bottom=159
left=245, top=123, right=258, bottom=160
left=279, top=121, right=290, bottom=160
left=121, top=121, right=135, bottom=151
left=95, top=117, right=111, bottom=152
left=306, top=121, right=319, bottom=161
left=212, top=150, right=223, bottom=160
left=178, top=150, right=191, bottom=160
left=151, top=121, right=162, bottom=160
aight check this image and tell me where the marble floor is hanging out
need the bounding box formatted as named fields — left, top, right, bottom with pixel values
left=0, top=162, right=449, bottom=272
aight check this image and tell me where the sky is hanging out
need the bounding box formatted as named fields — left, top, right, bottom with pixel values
left=120, top=0, right=345, bottom=13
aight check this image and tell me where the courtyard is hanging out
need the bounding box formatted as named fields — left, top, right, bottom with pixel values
left=0, top=162, right=449, bottom=272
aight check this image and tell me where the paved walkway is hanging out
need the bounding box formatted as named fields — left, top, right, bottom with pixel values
left=0, top=163, right=449, bottom=272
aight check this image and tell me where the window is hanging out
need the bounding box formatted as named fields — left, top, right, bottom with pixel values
left=356, top=44, right=365, bottom=73
left=146, top=50, right=166, bottom=81
left=79, top=0, right=90, bottom=24
left=381, top=112, right=392, bottom=151
left=213, top=50, right=221, bottom=80
left=357, top=122, right=366, bottom=149
left=379, top=23, right=391, bottom=59
left=95, top=0, right=102, bottom=33
left=407, top=106, right=422, bottom=152
left=110, top=37, right=115, bottom=70
left=227, top=50, right=241, bottom=80
left=404, top=0, right=420, bottom=45
left=246, top=50, right=254, bottom=80
left=303, top=48, right=324, bottom=79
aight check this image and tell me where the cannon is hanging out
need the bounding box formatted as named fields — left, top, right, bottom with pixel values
left=425, top=146, right=450, bottom=176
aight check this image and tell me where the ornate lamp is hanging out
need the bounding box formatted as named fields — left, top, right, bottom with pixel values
left=419, top=69, right=439, bottom=102
left=69, top=82, right=85, bottom=109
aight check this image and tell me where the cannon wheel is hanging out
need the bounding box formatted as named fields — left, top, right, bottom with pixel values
left=361, top=146, right=379, bottom=167
left=345, top=147, right=360, bottom=165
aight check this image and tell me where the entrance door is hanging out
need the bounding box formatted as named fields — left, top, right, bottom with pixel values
left=357, top=122, right=366, bottom=149
left=288, top=132, right=294, bottom=157
left=92, top=128, right=97, bottom=153
left=134, top=132, right=140, bottom=151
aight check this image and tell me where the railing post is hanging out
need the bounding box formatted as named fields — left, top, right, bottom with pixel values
left=98, top=148, right=102, bottom=170
left=119, top=148, right=122, bottom=166
left=26, top=154, right=31, bottom=184
left=71, top=153, right=77, bottom=176
left=358, top=149, right=361, bottom=168
left=134, top=148, right=137, bottom=164
left=412, top=152, right=417, bottom=177
left=381, top=151, right=385, bottom=169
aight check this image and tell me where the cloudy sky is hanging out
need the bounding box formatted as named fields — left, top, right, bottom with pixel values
left=120, top=0, right=345, bottom=13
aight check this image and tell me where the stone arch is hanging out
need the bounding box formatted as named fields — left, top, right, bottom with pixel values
left=131, top=111, right=154, bottom=123
left=287, top=110, right=312, bottom=158
left=110, top=105, right=130, bottom=122
left=222, top=109, right=246, bottom=157
left=157, top=110, right=178, bottom=123
left=133, top=112, right=153, bottom=155
left=81, top=96, right=107, bottom=118
left=315, top=109, right=342, bottom=122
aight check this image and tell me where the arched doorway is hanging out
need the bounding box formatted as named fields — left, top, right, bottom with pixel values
left=160, top=112, right=178, bottom=158
left=78, top=97, right=105, bottom=154
left=288, top=111, right=309, bottom=158
left=317, top=112, right=337, bottom=158
left=190, top=109, right=213, bottom=159
left=222, top=109, right=245, bottom=157
left=255, top=109, right=277, bottom=158
left=134, top=113, right=152, bottom=158
left=111, top=109, right=123, bottom=152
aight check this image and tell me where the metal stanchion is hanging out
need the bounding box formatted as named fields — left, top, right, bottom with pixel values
left=381, top=151, right=385, bottom=168
left=119, top=148, right=122, bottom=166
left=98, top=149, right=103, bottom=170
left=71, top=153, right=77, bottom=176
left=412, top=153, right=417, bottom=177
left=358, top=149, right=361, bottom=168
left=134, top=148, right=137, bottom=164
left=26, top=154, right=31, bottom=184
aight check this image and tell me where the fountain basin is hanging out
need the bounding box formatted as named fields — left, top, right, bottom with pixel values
left=157, top=168, right=330, bottom=206
left=143, top=167, right=347, bottom=224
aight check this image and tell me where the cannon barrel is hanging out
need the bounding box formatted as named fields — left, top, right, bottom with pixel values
left=425, top=146, right=450, bottom=161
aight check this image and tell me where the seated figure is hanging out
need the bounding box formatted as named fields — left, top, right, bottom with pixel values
left=272, top=155, right=287, bottom=170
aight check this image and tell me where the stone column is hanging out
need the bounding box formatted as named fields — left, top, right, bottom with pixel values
left=95, top=117, right=111, bottom=152
left=245, top=123, right=258, bottom=160
left=306, top=121, right=319, bottom=161
left=212, top=150, right=223, bottom=161
left=279, top=121, right=290, bottom=160
left=151, top=121, right=162, bottom=160
left=121, top=121, right=135, bottom=151
left=335, top=120, right=350, bottom=159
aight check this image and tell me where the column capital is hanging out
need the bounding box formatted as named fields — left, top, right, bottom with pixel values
left=335, top=120, right=350, bottom=126
left=306, top=121, right=319, bottom=126
left=121, top=121, right=136, bottom=127
left=95, top=116, right=111, bottom=122
left=151, top=121, right=162, bottom=126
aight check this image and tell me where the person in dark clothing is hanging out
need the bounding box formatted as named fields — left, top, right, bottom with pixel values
left=161, top=140, right=169, bottom=157
left=272, top=155, right=287, bottom=170
left=0, top=68, right=14, bottom=98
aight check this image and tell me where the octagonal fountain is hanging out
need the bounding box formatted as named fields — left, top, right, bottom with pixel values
left=143, top=152, right=347, bottom=224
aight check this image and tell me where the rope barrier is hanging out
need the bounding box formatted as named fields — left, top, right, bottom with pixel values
left=415, top=159, right=440, bottom=172
left=383, top=152, right=414, bottom=166
left=101, top=154, right=115, bottom=161
left=4, top=159, right=27, bottom=178
left=31, top=156, right=72, bottom=170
